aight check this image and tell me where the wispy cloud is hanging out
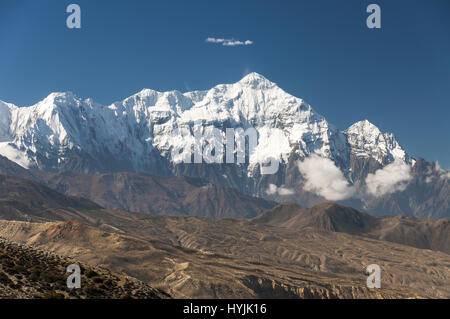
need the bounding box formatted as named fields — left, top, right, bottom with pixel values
left=297, top=155, right=356, bottom=201
left=365, top=161, right=412, bottom=197
left=423, top=161, right=449, bottom=182
left=297, top=155, right=414, bottom=200
left=435, top=161, right=450, bottom=180
left=206, top=37, right=253, bottom=47
left=266, top=184, right=295, bottom=196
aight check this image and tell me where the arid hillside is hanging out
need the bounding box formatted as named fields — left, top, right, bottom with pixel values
left=254, top=202, right=450, bottom=254
left=0, top=211, right=448, bottom=299
left=0, top=237, right=169, bottom=299
left=0, top=167, right=448, bottom=299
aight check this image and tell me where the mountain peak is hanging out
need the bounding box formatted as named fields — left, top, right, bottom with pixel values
left=346, top=119, right=381, bottom=134
left=345, top=119, right=411, bottom=164
left=42, top=92, right=80, bottom=107
left=237, top=72, right=275, bottom=89
left=133, top=88, right=159, bottom=97
left=45, top=91, right=75, bottom=99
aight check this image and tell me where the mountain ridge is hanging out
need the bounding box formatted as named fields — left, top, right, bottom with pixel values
left=1, top=73, right=448, bottom=218
left=253, top=202, right=450, bottom=254
left=0, top=72, right=410, bottom=173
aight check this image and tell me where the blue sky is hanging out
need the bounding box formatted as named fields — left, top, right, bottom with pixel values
left=0, top=0, right=449, bottom=167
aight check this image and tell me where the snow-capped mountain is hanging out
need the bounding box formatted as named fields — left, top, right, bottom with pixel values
left=2, top=72, right=449, bottom=217
left=345, top=119, right=413, bottom=165
left=0, top=73, right=408, bottom=168
left=0, top=73, right=415, bottom=196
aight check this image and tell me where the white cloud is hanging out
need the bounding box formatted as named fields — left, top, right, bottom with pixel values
left=435, top=161, right=442, bottom=171
left=435, top=161, right=450, bottom=180
left=266, top=184, right=295, bottom=196
left=206, top=37, right=253, bottom=47
left=365, top=161, right=412, bottom=197
left=441, top=170, right=450, bottom=180
left=278, top=187, right=295, bottom=196
left=205, top=37, right=225, bottom=43
left=266, top=184, right=277, bottom=195
left=297, top=155, right=356, bottom=201
left=423, top=161, right=450, bottom=181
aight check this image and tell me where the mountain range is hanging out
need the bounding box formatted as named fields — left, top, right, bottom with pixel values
left=0, top=73, right=449, bottom=218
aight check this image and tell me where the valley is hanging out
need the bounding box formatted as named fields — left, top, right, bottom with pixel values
left=0, top=172, right=448, bottom=299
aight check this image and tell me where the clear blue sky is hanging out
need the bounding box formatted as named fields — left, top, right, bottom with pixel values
left=1, top=0, right=449, bottom=167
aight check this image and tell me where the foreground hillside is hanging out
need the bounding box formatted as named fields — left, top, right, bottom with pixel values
left=0, top=237, right=169, bottom=299
left=0, top=212, right=448, bottom=299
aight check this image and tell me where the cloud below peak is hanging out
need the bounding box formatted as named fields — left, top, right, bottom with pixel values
left=266, top=184, right=295, bottom=196
left=297, top=155, right=356, bottom=201
left=365, top=161, right=412, bottom=197
left=297, top=155, right=413, bottom=200
left=206, top=37, right=253, bottom=47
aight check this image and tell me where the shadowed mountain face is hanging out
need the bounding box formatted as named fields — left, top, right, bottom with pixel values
left=0, top=155, right=275, bottom=219
left=362, top=158, right=450, bottom=218
left=0, top=175, right=101, bottom=222
left=1, top=145, right=449, bottom=220
left=253, top=202, right=450, bottom=254
left=252, top=203, right=377, bottom=234
left=33, top=171, right=276, bottom=219
left=0, top=155, right=38, bottom=181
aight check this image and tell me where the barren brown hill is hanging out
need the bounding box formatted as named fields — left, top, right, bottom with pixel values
left=253, top=202, right=450, bottom=254
left=0, top=236, right=169, bottom=299
left=34, top=170, right=275, bottom=218
left=0, top=175, right=102, bottom=222
left=0, top=209, right=448, bottom=299
left=0, top=155, right=39, bottom=182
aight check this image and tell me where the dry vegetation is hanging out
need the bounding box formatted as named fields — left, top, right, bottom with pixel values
left=0, top=212, right=448, bottom=299
left=0, top=237, right=169, bottom=299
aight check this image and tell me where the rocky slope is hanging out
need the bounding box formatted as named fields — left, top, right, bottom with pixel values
left=0, top=155, right=38, bottom=181
left=0, top=237, right=169, bottom=299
